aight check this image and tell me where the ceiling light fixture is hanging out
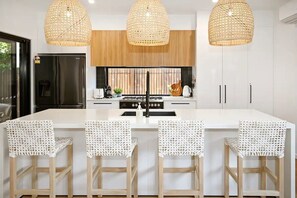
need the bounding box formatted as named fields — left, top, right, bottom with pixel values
left=127, top=0, right=170, bottom=46
left=44, top=0, right=92, bottom=46
left=208, top=0, right=254, bottom=46
left=88, top=0, right=95, bottom=4
left=212, top=0, right=218, bottom=3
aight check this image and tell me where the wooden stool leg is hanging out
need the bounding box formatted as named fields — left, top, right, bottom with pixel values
left=32, top=156, right=38, bottom=198
left=10, top=157, right=16, bottom=198
left=260, top=156, right=267, bottom=198
left=67, top=144, right=73, bottom=198
left=127, top=157, right=132, bottom=198
left=87, top=157, right=93, bottom=198
left=49, top=157, right=56, bottom=198
left=194, top=156, right=199, bottom=198
left=276, top=157, right=284, bottom=198
left=97, top=156, right=102, bottom=198
left=237, top=156, right=243, bottom=198
left=198, top=157, right=204, bottom=198
left=133, top=145, right=138, bottom=198
left=158, top=156, right=164, bottom=198
left=224, top=144, right=229, bottom=198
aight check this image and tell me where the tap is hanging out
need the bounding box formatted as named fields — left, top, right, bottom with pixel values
left=146, top=71, right=150, bottom=117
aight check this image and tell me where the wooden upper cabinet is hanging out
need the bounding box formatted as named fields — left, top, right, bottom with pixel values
left=91, top=30, right=195, bottom=67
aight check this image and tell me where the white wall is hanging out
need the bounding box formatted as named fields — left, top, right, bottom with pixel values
left=273, top=10, right=297, bottom=155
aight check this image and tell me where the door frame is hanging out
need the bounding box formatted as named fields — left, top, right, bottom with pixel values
left=0, top=31, right=31, bottom=117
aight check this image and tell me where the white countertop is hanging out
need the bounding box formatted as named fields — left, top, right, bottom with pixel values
left=11, top=109, right=294, bottom=130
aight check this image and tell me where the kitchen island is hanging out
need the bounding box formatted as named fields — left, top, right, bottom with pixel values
left=0, top=109, right=295, bottom=197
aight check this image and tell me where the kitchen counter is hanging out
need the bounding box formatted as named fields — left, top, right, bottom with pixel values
left=0, top=109, right=295, bottom=197
left=86, top=97, right=124, bottom=101
left=87, top=96, right=197, bottom=101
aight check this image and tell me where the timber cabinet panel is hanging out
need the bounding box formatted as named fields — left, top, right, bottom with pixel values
left=91, top=30, right=195, bottom=67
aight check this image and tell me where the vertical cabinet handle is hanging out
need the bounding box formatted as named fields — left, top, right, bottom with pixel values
left=219, top=85, right=222, bottom=104
left=224, top=85, right=227, bottom=104
left=249, top=84, right=253, bottom=104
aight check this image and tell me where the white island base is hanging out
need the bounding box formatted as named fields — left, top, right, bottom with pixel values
left=0, top=109, right=295, bottom=197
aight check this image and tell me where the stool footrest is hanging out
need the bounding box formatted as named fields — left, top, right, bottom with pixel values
left=102, top=167, right=127, bottom=172
left=36, top=167, right=69, bottom=173
left=164, top=189, right=200, bottom=196
left=92, top=189, right=127, bottom=195
left=56, top=166, right=72, bottom=183
left=17, top=166, right=33, bottom=179
left=16, top=189, right=50, bottom=195
left=244, top=190, right=280, bottom=197
left=164, top=167, right=195, bottom=173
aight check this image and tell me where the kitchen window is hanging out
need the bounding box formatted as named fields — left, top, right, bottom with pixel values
left=108, top=68, right=181, bottom=95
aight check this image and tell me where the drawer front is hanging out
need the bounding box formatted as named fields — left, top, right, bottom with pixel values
left=164, top=101, right=196, bottom=109
left=86, top=101, right=119, bottom=109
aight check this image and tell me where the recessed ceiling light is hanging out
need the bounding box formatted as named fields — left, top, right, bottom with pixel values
left=88, top=0, right=95, bottom=4
left=212, top=0, right=218, bottom=3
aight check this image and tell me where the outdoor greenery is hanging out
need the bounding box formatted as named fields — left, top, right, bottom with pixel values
left=0, top=42, right=11, bottom=70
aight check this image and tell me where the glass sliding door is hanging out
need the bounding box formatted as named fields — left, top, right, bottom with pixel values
left=0, top=38, right=16, bottom=122
left=0, top=32, right=31, bottom=123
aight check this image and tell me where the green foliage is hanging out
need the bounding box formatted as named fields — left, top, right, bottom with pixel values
left=114, top=88, right=123, bottom=94
left=0, top=42, right=12, bottom=70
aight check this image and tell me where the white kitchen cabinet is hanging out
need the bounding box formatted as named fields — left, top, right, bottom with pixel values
left=86, top=100, right=119, bottom=109
left=222, top=45, right=248, bottom=109
left=164, top=100, right=196, bottom=109
left=247, top=27, right=274, bottom=114
left=196, top=12, right=274, bottom=113
left=197, top=44, right=248, bottom=109
left=196, top=14, right=223, bottom=109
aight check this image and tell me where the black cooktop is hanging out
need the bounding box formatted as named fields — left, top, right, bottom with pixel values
left=121, top=96, right=163, bottom=101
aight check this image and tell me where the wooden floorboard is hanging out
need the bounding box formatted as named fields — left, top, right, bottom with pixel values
left=22, top=196, right=262, bottom=198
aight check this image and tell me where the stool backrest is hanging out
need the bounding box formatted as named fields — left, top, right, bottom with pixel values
left=238, top=120, right=287, bottom=157
left=158, top=120, right=204, bottom=157
left=6, top=120, right=55, bottom=157
left=85, top=120, right=131, bottom=158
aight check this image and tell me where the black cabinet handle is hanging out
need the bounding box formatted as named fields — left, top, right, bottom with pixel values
left=249, top=84, right=253, bottom=104
left=171, top=103, right=190, bottom=105
left=93, top=103, right=112, bottom=105
left=224, top=85, right=227, bottom=104
left=219, top=85, right=222, bottom=104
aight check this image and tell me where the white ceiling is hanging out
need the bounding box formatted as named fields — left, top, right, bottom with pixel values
left=34, top=0, right=290, bottom=15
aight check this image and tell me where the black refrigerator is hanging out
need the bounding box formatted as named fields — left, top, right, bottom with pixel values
left=35, top=54, right=86, bottom=112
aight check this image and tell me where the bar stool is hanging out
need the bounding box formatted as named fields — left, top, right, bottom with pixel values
left=158, top=120, right=204, bottom=198
left=224, top=120, right=287, bottom=198
left=6, top=120, right=73, bottom=198
left=85, top=120, right=138, bottom=198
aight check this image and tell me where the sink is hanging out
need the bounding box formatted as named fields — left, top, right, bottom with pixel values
left=121, top=111, right=176, bottom=117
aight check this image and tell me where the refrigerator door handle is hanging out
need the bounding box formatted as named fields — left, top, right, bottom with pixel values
left=56, top=57, right=60, bottom=107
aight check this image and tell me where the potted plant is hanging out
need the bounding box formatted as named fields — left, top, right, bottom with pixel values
left=114, top=88, right=123, bottom=97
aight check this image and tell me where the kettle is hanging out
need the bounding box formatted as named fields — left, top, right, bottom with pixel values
left=182, top=85, right=192, bottom=98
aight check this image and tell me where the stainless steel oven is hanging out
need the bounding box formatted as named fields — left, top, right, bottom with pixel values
left=119, top=96, right=164, bottom=109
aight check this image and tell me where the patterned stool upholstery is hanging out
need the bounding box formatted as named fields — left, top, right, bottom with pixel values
left=85, top=120, right=138, bottom=198
left=7, top=120, right=73, bottom=198
left=224, top=120, right=287, bottom=198
left=158, top=120, right=205, bottom=198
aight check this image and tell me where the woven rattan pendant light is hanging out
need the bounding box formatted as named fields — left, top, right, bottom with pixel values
left=127, top=0, right=170, bottom=46
left=208, top=0, right=254, bottom=46
left=45, top=0, right=92, bottom=46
